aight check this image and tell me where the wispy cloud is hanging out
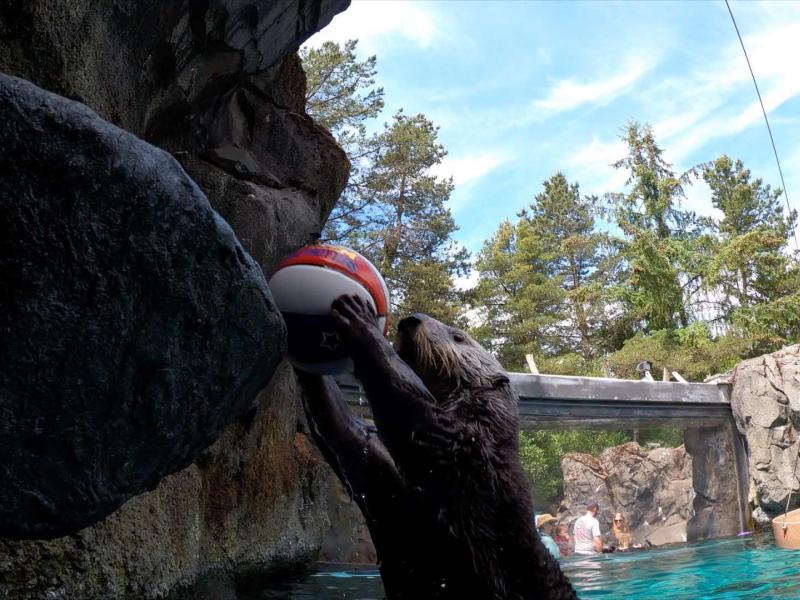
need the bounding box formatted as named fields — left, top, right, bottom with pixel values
left=655, top=20, right=800, bottom=162
left=533, top=58, right=653, bottom=113
left=303, top=1, right=800, bottom=251
left=431, top=150, right=510, bottom=188
left=432, top=150, right=512, bottom=215
left=305, top=1, right=439, bottom=54
left=565, top=138, right=628, bottom=195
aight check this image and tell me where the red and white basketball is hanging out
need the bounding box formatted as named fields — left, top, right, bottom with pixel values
left=269, top=243, right=391, bottom=374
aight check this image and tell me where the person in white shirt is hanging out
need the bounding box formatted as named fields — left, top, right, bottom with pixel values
left=572, top=500, right=602, bottom=555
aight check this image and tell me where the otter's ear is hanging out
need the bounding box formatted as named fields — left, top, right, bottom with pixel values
left=492, top=374, right=510, bottom=388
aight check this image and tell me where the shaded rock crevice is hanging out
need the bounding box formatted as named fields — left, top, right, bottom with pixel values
left=684, top=425, right=740, bottom=541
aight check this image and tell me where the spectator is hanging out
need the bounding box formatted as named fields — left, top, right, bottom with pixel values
left=612, top=512, right=632, bottom=551
left=535, top=513, right=561, bottom=559
left=554, top=523, right=571, bottom=557
left=572, top=500, right=602, bottom=555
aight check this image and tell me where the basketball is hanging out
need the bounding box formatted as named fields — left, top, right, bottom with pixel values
left=269, top=244, right=391, bottom=374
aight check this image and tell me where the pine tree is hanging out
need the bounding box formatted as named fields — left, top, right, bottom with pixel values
left=302, top=40, right=384, bottom=243
left=609, top=122, right=712, bottom=332
left=361, top=111, right=468, bottom=322
left=702, top=156, right=800, bottom=350
left=302, top=42, right=467, bottom=323
left=522, top=173, right=613, bottom=361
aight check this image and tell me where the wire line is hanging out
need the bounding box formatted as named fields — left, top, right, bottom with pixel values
left=724, top=0, right=799, bottom=251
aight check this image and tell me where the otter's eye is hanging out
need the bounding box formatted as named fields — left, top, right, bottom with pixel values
left=452, top=333, right=466, bottom=343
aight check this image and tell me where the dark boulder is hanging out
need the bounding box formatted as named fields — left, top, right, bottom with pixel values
left=0, top=73, right=285, bottom=539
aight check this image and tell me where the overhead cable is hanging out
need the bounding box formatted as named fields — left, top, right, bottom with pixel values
left=724, top=0, right=799, bottom=251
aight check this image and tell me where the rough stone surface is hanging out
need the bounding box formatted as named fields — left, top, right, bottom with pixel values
left=731, top=345, right=800, bottom=516
left=0, top=1, right=348, bottom=138
left=318, top=474, right=377, bottom=564
left=0, top=364, right=330, bottom=600
left=558, top=442, right=694, bottom=546
left=0, top=1, right=349, bottom=237
left=0, top=0, right=350, bottom=595
left=0, top=73, right=284, bottom=539
left=684, top=425, right=741, bottom=540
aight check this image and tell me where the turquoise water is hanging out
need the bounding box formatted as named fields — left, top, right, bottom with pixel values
left=250, top=535, right=800, bottom=599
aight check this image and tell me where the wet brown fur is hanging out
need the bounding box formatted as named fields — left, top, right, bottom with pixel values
left=299, top=297, right=577, bottom=599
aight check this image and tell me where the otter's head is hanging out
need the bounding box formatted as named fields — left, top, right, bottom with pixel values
left=394, top=313, right=512, bottom=409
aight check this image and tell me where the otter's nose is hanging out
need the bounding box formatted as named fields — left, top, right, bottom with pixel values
left=398, top=314, right=424, bottom=333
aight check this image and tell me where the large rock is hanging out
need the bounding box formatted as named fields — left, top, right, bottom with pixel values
left=731, top=345, right=800, bottom=516
left=0, top=363, right=330, bottom=600
left=318, top=474, right=377, bottom=564
left=0, top=73, right=285, bottom=539
left=684, top=425, right=741, bottom=540
left=0, top=0, right=350, bottom=593
left=559, top=442, right=694, bottom=546
left=0, top=0, right=349, bottom=139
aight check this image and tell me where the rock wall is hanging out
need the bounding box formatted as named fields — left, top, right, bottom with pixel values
left=0, top=0, right=350, bottom=597
left=317, top=475, right=377, bottom=564
left=0, top=72, right=286, bottom=540
left=731, top=345, right=800, bottom=523
left=0, top=364, right=330, bottom=599
left=684, top=424, right=741, bottom=540
left=1, top=0, right=349, bottom=269
left=558, top=442, right=694, bottom=546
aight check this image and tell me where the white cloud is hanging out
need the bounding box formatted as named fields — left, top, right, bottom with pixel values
left=305, top=1, right=439, bottom=55
left=532, top=58, right=653, bottom=113
left=652, top=20, right=800, bottom=162
left=431, top=151, right=510, bottom=188
left=569, top=138, right=627, bottom=170
left=681, top=179, right=720, bottom=219
left=565, top=138, right=628, bottom=195
left=453, top=270, right=480, bottom=292
left=431, top=151, right=511, bottom=215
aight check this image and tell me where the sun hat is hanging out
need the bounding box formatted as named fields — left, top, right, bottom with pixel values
left=536, top=513, right=558, bottom=528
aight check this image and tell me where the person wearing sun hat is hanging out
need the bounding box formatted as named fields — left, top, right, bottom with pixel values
left=535, top=513, right=561, bottom=559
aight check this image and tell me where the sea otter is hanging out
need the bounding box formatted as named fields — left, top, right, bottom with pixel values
left=297, top=294, right=577, bottom=599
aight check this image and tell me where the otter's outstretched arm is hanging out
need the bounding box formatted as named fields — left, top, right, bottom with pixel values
left=296, top=371, right=406, bottom=527
left=330, top=296, right=459, bottom=479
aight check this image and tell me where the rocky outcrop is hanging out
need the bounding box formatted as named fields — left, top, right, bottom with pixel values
left=559, top=442, right=694, bottom=546
left=731, top=345, right=800, bottom=520
left=684, top=424, right=741, bottom=540
left=0, top=363, right=330, bottom=599
left=1, top=1, right=349, bottom=268
left=318, top=474, right=377, bottom=564
left=0, top=73, right=285, bottom=539
left=0, top=0, right=350, bottom=596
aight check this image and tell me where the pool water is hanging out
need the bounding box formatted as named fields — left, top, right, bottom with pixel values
left=248, top=535, right=800, bottom=599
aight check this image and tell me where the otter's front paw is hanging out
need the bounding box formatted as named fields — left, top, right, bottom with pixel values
left=331, top=294, right=379, bottom=342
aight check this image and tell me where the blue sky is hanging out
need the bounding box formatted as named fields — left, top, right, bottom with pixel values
left=306, top=1, right=800, bottom=268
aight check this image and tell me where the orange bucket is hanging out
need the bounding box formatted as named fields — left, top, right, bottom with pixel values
left=772, top=508, right=800, bottom=549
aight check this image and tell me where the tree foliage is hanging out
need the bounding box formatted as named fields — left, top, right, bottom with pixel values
left=520, top=430, right=630, bottom=504
left=470, top=218, right=564, bottom=369
left=702, top=156, right=800, bottom=352
left=302, top=41, right=467, bottom=323
left=608, top=121, right=712, bottom=332
left=471, top=174, right=618, bottom=373
left=303, top=41, right=800, bottom=508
